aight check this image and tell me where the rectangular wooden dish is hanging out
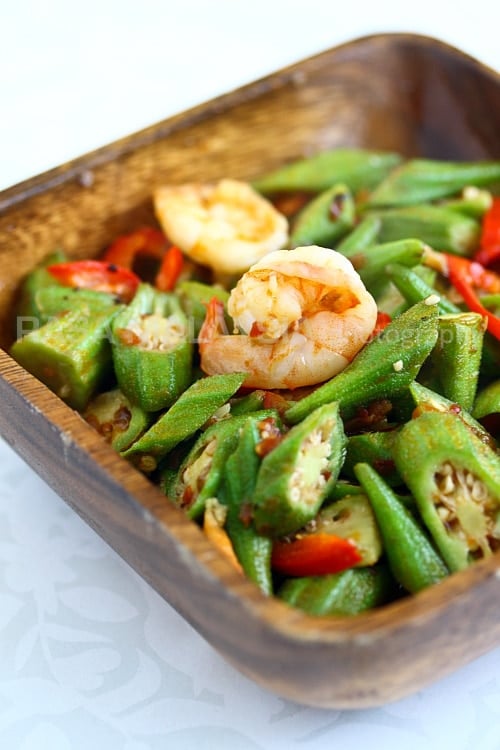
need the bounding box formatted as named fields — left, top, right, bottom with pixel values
left=1, top=33, right=500, bottom=709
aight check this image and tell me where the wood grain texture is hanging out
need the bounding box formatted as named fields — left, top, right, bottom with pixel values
left=1, top=33, right=500, bottom=708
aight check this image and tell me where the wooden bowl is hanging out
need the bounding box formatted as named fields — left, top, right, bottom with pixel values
left=1, top=33, right=500, bottom=709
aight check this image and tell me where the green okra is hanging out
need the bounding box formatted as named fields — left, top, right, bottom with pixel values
left=10, top=303, right=121, bottom=411
left=473, top=379, right=500, bottom=422
left=176, top=280, right=230, bottom=338
left=229, top=390, right=267, bottom=416
left=348, top=239, right=425, bottom=297
left=253, top=148, right=402, bottom=195
left=370, top=205, right=480, bottom=256
left=409, top=381, right=495, bottom=449
left=386, top=262, right=460, bottom=314
left=387, top=263, right=500, bottom=379
left=253, top=402, right=346, bottom=537
left=111, top=283, right=192, bottom=412
left=289, top=183, right=355, bottom=248
left=481, top=294, right=500, bottom=313
left=313, top=493, right=383, bottom=566
left=285, top=299, right=440, bottom=424
left=172, top=409, right=280, bottom=520
left=15, top=250, right=66, bottom=324
left=219, top=419, right=273, bottom=595
left=32, top=286, right=118, bottom=327
left=343, top=429, right=403, bottom=487
left=354, top=463, right=448, bottom=593
left=122, top=372, right=247, bottom=470
left=440, top=187, right=493, bottom=218
left=365, top=158, right=500, bottom=208
left=392, top=411, right=500, bottom=572
left=336, top=215, right=382, bottom=255
left=278, top=565, right=395, bottom=616
left=83, top=387, right=150, bottom=453
left=430, top=313, right=486, bottom=412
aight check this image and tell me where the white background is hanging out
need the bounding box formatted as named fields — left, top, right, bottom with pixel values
left=1, top=2, right=500, bottom=748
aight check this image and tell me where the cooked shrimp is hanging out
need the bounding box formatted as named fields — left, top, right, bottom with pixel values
left=198, top=245, right=378, bottom=389
left=153, top=179, right=288, bottom=276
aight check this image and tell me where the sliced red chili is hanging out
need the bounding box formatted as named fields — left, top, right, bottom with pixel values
left=475, top=198, right=500, bottom=268
left=372, top=311, right=392, bottom=337
left=102, top=227, right=168, bottom=268
left=47, top=260, right=140, bottom=302
left=446, top=254, right=500, bottom=340
left=271, top=532, right=361, bottom=577
left=155, top=245, right=184, bottom=291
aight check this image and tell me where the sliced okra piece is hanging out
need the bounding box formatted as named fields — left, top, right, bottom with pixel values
left=368, top=205, right=480, bottom=256
left=111, top=283, right=193, bottom=412
left=15, top=250, right=66, bottom=330
left=365, top=158, right=500, bottom=208
left=431, top=313, right=486, bottom=412
left=286, top=299, right=440, bottom=424
left=176, top=279, right=230, bottom=338
left=172, top=409, right=280, bottom=520
left=219, top=418, right=273, bottom=595
left=121, top=372, right=247, bottom=471
left=409, top=381, right=495, bottom=449
left=393, top=411, right=500, bottom=572
left=354, top=463, right=448, bottom=593
left=312, top=493, right=382, bottom=566
left=278, top=565, right=395, bottom=616
left=440, top=186, right=493, bottom=218
left=342, top=429, right=403, bottom=487
left=10, top=303, right=121, bottom=411
left=83, top=387, right=150, bottom=453
left=253, top=402, right=346, bottom=537
left=336, top=215, right=381, bottom=255
left=252, top=148, right=402, bottom=195
left=289, top=183, right=355, bottom=248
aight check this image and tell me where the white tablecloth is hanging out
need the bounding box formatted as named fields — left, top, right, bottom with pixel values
left=2, top=2, right=500, bottom=748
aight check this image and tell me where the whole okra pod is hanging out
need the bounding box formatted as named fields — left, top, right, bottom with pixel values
left=252, top=148, right=402, bottom=195
left=354, top=463, right=449, bottom=593
left=365, top=158, right=500, bottom=207
left=368, top=205, right=480, bottom=256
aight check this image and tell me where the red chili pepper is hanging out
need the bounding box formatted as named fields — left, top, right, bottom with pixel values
left=474, top=197, right=500, bottom=268
left=271, top=533, right=361, bottom=577
left=446, top=254, right=500, bottom=340
left=372, top=311, right=392, bottom=337
left=155, top=245, right=184, bottom=291
left=47, top=260, right=140, bottom=303
left=102, top=227, right=168, bottom=268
